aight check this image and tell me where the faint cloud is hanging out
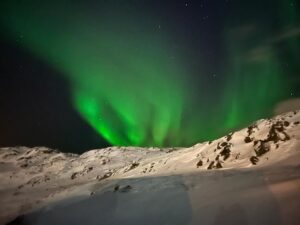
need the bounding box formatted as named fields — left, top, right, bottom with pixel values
left=244, top=26, right=300, bottom=63
left=245, top=46, right=271, bottom=62
left=274, top=98, right=300, bottom=115
left=270, top=26, right=300, bottom=43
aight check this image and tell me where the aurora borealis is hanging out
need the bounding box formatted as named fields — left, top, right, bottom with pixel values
left=0, top=0, right=299, bottom=151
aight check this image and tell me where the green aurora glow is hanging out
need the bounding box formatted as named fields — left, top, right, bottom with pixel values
left=1, top=1, right=299, bottom=147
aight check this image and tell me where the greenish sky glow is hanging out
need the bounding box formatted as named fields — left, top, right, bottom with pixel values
left=1, top=0, right=299, bottom=147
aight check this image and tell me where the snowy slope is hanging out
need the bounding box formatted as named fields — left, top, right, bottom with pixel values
left=1, top=110, right=300, bottom=225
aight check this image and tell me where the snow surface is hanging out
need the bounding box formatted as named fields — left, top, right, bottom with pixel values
left=1, top=110, right=300, bottom=225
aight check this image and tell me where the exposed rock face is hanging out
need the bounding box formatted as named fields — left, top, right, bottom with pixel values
left=0, top=110, right=300, bottom=225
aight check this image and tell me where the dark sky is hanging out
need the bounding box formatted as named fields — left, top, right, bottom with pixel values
left=0, top=0, right=299, bottom=153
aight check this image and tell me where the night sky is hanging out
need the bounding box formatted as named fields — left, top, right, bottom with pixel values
left=0, top=0, right=299, bottom=153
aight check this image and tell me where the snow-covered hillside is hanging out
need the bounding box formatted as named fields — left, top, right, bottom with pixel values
left=1, top=110, right=300, bottom=225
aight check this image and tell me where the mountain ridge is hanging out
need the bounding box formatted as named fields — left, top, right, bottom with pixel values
left=1, top=110, right=299, bottom=224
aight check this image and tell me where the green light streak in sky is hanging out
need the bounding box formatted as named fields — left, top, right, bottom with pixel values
left=1, top=1, right=186, bottom=146
left=222, top=30, right=284, bottom=129
left=0, top=1, right=298, bottom=147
